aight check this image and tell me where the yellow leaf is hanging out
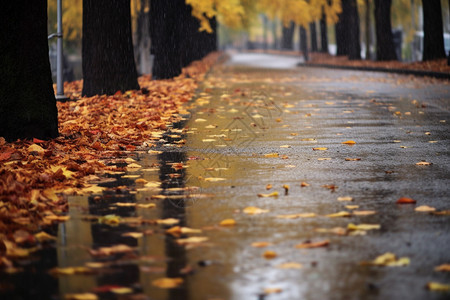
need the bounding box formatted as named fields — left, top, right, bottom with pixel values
left=64, top=293, right=98, bottom=300
left=135, top=178, right=148, bottom=184
left=34, top=231, right=57, bottom=242
left=176, top=236, right=208, bottom=245
left=126, top=163, right=142, bottom=170
left=337, top=196, right=353, bottom=202
left=352, top=210, right=377, bottom=216
left=50, top=267, right=92, bottom=275
left=300, top=182, right=310, bottom=187
left=416, top=161, right=432, bottom=166
left=263, top=287, right=282, bottom=294
left=326, top=211, right=351, bottom=218
left=257, top=191, right=279, bottom=198
left=313, top=147, right=328, bottom=151
left=137, top=203, right=156, bottom=209
left=28, top=144, right=45, bottom=155
left=345, top=205, right=359, bottom=210
left=415, top=205, right=436, bottom=212
left=342, top=140, right=356, bottom=145
left=42, top=189, right=60, bottom=202
left=276, top=213, right=316, bottom=219
left=264, top=153, right=279, bottom=158
left=219, top=219, right=236, bottom=226
left=243, top=206, right=269, bottom=215
left=203, top=177, right=226, bottom=182
left=426, top=282, right=450, bottom=291
left=121, top=232, right=143, bottom=239
left=347, top=223, right=380, bottom=231
left=156, top=218, right=180, bottom=225
left=435, top=264, right=450, bottom=272
left=251, top=241, right=273, bottom=248
left=364, top=252, right=410, bottom=267
left=277, top=262, right=302, bottom=269
left=98, top=215, right=121, bottom=225
left=263, top=250, right=277, bottom=259
left=110, top=287, right=133, bottom=294
left=152, top=277, right=184, bottom=289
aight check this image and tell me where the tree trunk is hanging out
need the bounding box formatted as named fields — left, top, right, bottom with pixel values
left=150, top=0, right=185, bottom=79
left=374, top=0, right=397, bottom=61
left=422, top=0, right=446, bottom=61
left=335, top=2, right=349, bottom=56
left=0, top=1, right=58, bottom=141
left=347, top=0, right=361, bottom=60
left=364, top=0, right=371, bottom=59
left=281, top=21, right=295, bottom=50
left=310, top=22, right=318, bottom=52
left=300, top=25, right=309, bottom=61
left=320, top=6, right=329, bottom=53
left=82, top=0, right=139, bottom=96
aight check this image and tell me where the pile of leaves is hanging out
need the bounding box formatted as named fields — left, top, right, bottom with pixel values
left=0, top=52, right=220, bottom=238
left=307, top=52, right=450, bottom=74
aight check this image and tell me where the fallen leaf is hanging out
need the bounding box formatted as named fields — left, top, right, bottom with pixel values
left=126, top=163, right=142, bottom=170
left=315, top=227, right=347, bottom=235
left=251, top=242, right=273, bottom=248
left=243, top=206, right=270, bottom=215
left=277, top=262, right=302, bottom=269
left=347, top=223, right=380, bottom=231
left=266, top=184, right=273, bottom=190
left=345, top=158, right=361, bottom=161
left=345, top=205, right=359, bottom=210
left=416, top=161, right=432, bottom=166
left=300, top=182, right=310, bottom=187
left=432, top=210, right=450, bottom=216
left=64, top=293, right=98, bottom=300
left=313, top=147, right=328, bottom=151
left=426, top=282, right=450, bottom=292
left=435, top=264, right=450, bottom=272
left=352, top=210, right=376, bottom=216
left=337, top=196, right=353, bottom=202
left=34, top=231, right=57, bottom=242
left=152, top=277, right=184, bottom=289
left=28, top=144, right=45, bottom=155
left=326, top=211, right=351, bottom=218
left=415, top=205, right=436, bottom=212
left=219, top=219, right=236, bottom=226
left=156, top=218, right=180, bottom=225
left=176, top=237, right=208, bottom=245
left=98, top=215, right=121, bottom=225
left=317, top=157, right=331, bottom=160
left=263, top=250, right=277, bottom=259
left=276, top=213, right=316, bottom=219
left=295, top=240, right=330, bottom=249
left=121, top=232, right=143, bottom=239
left=396, top=197, right=416, bottom=204
left=50, top=266, right=93, bottom=275
left=264, top=153, right=279, bottom=158
left=263, top=287, right=282, bottom=294
left=257, top=191, right=279, bottom=198
left=203, top=177, right=226, bottom=182
left=362, top=252, right=410, bottom=267
left=110, top=287, right=133, bottom=294
left=342, top=140, right=356, bottom=145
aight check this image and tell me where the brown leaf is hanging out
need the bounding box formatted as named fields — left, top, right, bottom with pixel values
left=396, top=197, right=416, bottom=204
left=295, top=240, right=330, bottom=249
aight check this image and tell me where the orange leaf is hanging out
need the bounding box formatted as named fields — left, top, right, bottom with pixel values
left=396, top=197, right=416, bottom=204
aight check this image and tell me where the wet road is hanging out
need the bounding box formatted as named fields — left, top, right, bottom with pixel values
left=2, top=53, right=449, bottom=300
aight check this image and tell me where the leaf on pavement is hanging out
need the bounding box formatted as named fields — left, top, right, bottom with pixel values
left=415, top=205, right=436, bottom=212
left=347, top=223, right=380, bottom=231
left=264, top=153, right=279, bottom=158
left=176, top=237, right=208, bottom=245
left=243, top=206, right=270, bottom=215
left=435, top=264, right=450, bottom=272
left=156, top=218, right=180, bottom=225
left=152, top=277, right=184, bottom=289
left=257, top=191, right=279, bottom=198
left=276, top=213, right=316, bottom=219
left=341, top=140, right=356, bottom=145
left=219, top=219, right=236, bottom=226
left=313, top=147, right=328, bottom=151
left=295, top=240, right=329, bottom=249
left=277, top=262, right=303, bottom=269
left=64, top=293, right=98, bottom=300
left=263, top=287, right=282, bottom=294
left=251, top=241, right=273, bottom=248
left=416, top=161, right=432, bottom=166
left=396, top=197, right=416, bottom=204
left=263, top=250, right=278, bottom=259
left=362, top=252, right=410, bottom=267
left=326, top=211, right=351, bottom=218
left=337, top=196, right=353, bottom=202
left=426, top=282, right=450, bottom=292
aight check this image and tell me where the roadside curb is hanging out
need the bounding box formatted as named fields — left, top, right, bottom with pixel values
left=297, top=62, right=450, bottom=80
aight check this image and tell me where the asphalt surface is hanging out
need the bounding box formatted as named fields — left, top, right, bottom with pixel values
left=3, top=53, right=449, bottom=300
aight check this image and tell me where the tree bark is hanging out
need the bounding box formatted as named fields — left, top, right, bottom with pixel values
left=0, top=1, right=58, bottom=141
left=320, top=6, right=329, bottom=53
left=347, top=0, right=361, bottom=60
left=281, top=22, right=295, bottom=50
left=421, top=0, right=446, bottom=61
left=300, top=25, right=309, bottom=61
left=364, top=0, right=371, bottom=59
left=374, top=0, right=397, bottom=61
left=150, top=0, right=184, bottom=79
left=336, top=0, right=361, bottom=59
left=310, top=22, right=318, bottom=52
left=82, top=0, right=139, bottom=96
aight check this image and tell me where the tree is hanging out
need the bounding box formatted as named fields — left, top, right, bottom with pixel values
left=335, top=0, right=361, bottom=60
left=150, top=0, right=184, bottom=79
left=374, top=0, right=397, bottom=61
left=82, top=0, right=139, bottom=96
left=320, top=5, right=328, bottom=52
left=299, top=25, right=309, bottom=61
left=281, top=21, right=296, bottom=50
left=310, top=21, right=318, bottom=52
left=421, top=0, right=446, bottom=61
left=0, top=1, right=58, bottom=142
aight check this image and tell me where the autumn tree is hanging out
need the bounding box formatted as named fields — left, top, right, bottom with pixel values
left=281, top=21, right=296, bottom=50
left=82, top=0, right=139, bottom=96
left=374, top=0, right=397, bottom=61
left=421, top=0, right=446, bottom=61
left=336, top=0, right=360, bottom=60
left=310, top=22, right=318, bottom=52
left=0, top=1, right=59, bottom=141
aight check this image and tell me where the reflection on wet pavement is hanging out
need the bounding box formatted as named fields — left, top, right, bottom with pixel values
left=2, top=56, right=449, bottom=300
